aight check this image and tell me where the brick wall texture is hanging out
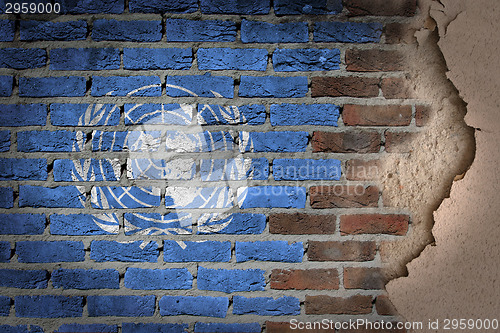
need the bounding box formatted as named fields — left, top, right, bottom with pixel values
left=0, top=0, right=421, bottom=331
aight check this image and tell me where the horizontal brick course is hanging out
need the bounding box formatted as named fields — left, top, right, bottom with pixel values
left=310, top=185, right=379, bottom=208
left=311, top=76, right=380, bottom=97
left=308, top=241, right=377, bottom=261
left=269, top=213, right=336, bottom=234
left=343, top=104, right=412, bottom=126
left=346, top=49, right=406, bottom=72
left=312, top=131, right=381, bottom=153
left=270, top=269, right=339, bottom=290
left=340, top=214, right=410, bottom=235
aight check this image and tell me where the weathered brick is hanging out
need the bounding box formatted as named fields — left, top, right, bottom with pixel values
left=126, top=103, right=193, bottom=125
left=92, top=131, right=161, bottom=152
left=60, top=0, right=124, bottom=14
left=52, top=269, right=119, bottom=290
left=200, top=158, right=268, bottom=181
left=165, top=131, right=233, bottom=152
left=240, top=76, right=308, bottom=98
left=376, top=295, right=399, bottom=315
left=311, top=76, right=380, bottom=97
left=385, top=132, right=418, bottom=153
left=51, top=103, right=120, bottom=126
left=50, top=48, right=120, bottom=70
left=197, top=213, right=266, bottom=234
left=0, top=269, right=48, bottom=289
left=167, top=19, right=236, bottom=42
left=198, top=48, right=268, bottom=71
left=273, top=48, right=340, bottom=71
left=91, top=186, right=160, bottom=209
left=270, top=269, right=339, bottom=290
left=240, top=131, right=308, bottom=152
left=308, top=241, right=376, bottom=261
left=416, top=105, right=431, bottom=127
left=0, top=104, right=46, bottom=126
left=90, top=241, right=158, bottom=262
left=17, top=131, right=82, bottom=152
left=346, top=49, right=406, bottom=72
left=273, top=159, right=341, bottom=180
left=343, top=105, right=412, bottom=126
left=241, top=20, right=308, bottom=43
left=88, top=295, right=155, bottom=317
left=0, top=159, right=47, bottom=181
left=0, top=49, right=46, bottom=69
left=92, top=76, right=161, bottom=97
left=195, top=323, right=261, bottom=333
left=237, top=186, right=306, bottom=209
left=385, top=23, right=417, bottom=44
left=198, top=104, right=266, bottom=125
left=270, top=103, right=340, bottom=126
left=54, top=159, right=120, bottom=182
left=20, top=21, right=87, bottom=41
left=0, top=188, right=12, bottom=208
left=15, top=295, right=83, bottom=318
left=345, top=0, right=417, bottom=16
left=305, top=295, right=372, bottom=314
left=128, top=158, right=195, bottom=180
left=233, top=296, right=300, bottom=315
left=274, top=0, right=342, bottom=15
left=92, top=19, right=161, bottom=42
left=0, top=296, right=9, bottom=316
left=19, top=186, right=85, bottom=208
left=124, top=48, right=192, bottom=70
left=340, top=214, right=410, bottom=235
left=201, top=0, right=269, bottom=14
left=56, top=324, right=118, bottom=333
left=0, top=20, right=14, bottom=41
left=160, top=296, right=228, bottom=318
left=124, top=212, right=192, bottom=236
left=346, top=159, right=381, bottom=180
left=164, top=240, right=231, bottom=262
left=123, top=323, right=187, bottom=333
left=16, top=241, right=84, bottom=263
left=0, top=325, right=44, bottom=332
left=0, top=214, right=45, bottom=235
left=129, top=0, right=198, bottom=13
left=381, top=77, right=414, bottom=99
left=344, top=267, right=385, bottom=289
left=235, top=241, right=303, bottom=262
left=0, top=76, right=13, bottom=97
left=312, top=131, right=381, bottom=153
left=0, top=242, right=10, bottom=262
left=165, top=187, right=233, bottom=209
left=51, top=214, right=118, bottom=235
left=269, top=213, right=336, bottom=234
left=19, top=77, right=86, bottom=97
left=124, top=268, right=192, bottom=290
left=314, top=22, right=382, bottom=43
left=167, top=74, right=234, bottom=98
left=310, top=185, right=379, bottom=208
left=198, top=266, right=265, bottom=293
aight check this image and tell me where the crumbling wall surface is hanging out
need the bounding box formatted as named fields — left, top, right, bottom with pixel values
left=388, top=0, right=500, bottom=329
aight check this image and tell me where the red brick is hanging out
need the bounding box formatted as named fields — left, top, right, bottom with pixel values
left=308, top=241, right=376, bottom=261
left=340, top=325, right=407, bottom=333
left=345, top=0, right=417, bottom=16
left=346, top=49, right=406, bottom=72
left=270, top=269, right=339, bottom=290
left=269, top=213, right=336, bottom=234
left=385, top=132, right=418, bottom=153
left=343, top=105, right=412, bottom=126
left=311, top=76, right=379, bottom=97
left=266, top=321, right=333, bottom=333
left=376, top=295, right=399, bottom=315
left=344, top=267, right=386, bottom=289
left=312, top=131, right=381, bottom=153
left=310, top=185, right=379, bottom=208
left=384, top=23, right=417, bottom=44
left=346, top=159, right=381, bottom=181
left=381, top=77, right=414, bottom=99
left=305, top=295, right=373, bottom=315
left=415, top=105, right=431, bottom=126
left=340, top=214, right=409, bottom=235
